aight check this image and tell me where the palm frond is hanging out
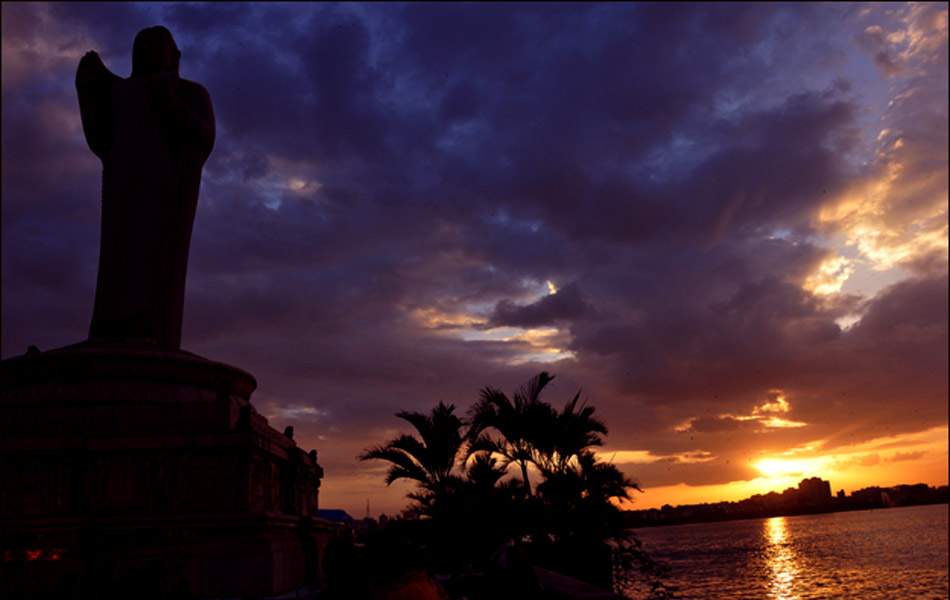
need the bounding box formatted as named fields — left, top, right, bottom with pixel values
left=385, top=464, right=431, bottom=486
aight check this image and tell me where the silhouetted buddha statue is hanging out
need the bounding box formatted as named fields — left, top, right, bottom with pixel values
left=77, top=26, right=214, bottom=348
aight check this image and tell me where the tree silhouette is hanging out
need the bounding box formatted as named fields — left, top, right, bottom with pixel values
left=465, top=453, right=509, bottom=490
left=537, top=450, right=641, bottom=541
left=358, top=401, right=465, bottom=517
left=534, top=392, right=608, bottom=477
left=361, top=375, right=672, bottom=596
left=459, top=453, right=533, bottom=555
left=467, top=373, right=653, bottom=592
left=467, top=372, right=557, bottom=495
left=468, top=372, right=610, bottom=493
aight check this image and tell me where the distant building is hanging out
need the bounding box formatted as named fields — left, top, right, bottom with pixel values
left=850, top=487, right=884, bottom=508
left=623, top=477, right=946, bottom=529
left=883, top=483, right=943, bottom=507
left=798, top=477, right=832, bottom=505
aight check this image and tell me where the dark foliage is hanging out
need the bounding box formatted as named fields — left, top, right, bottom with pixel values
left=360, top=372, right=675, bottom=598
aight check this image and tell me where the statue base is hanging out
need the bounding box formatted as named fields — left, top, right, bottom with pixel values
left=1, top=341, right=335, bottom=599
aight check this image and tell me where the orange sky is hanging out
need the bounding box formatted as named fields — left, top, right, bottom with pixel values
left=618, top=425, right=949, bottom=510
left=318, top=426, right=949, bottom=518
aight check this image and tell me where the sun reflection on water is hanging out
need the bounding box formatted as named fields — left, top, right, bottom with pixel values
left=765, top=516, right=800, bottom=599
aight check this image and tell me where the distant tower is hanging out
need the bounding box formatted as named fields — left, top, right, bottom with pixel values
left=365, top=498, right=370, bottom=519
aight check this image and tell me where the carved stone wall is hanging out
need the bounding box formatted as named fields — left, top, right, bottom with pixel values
left=1, top=341, right=335, bottom=599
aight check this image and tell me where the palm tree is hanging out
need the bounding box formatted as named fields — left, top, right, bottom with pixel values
left=535, top=449, right=640, bottom=550
left=538, top=450, right=640, bottom=508
left=534, top=392, right=608, bottom=477
left=362, top=375, right=663, bottom=594
left=464, top=453, right=509, bottom=491
left=535, top=450, right=643, bottom=590
left=469, top=372, right=610, bottom=492
left=467, top=372, right=558, bottom=494
left=358, top=401, right=465, bottom=516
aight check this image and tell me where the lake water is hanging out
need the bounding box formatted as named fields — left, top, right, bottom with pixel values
left=627, top=503, right=949, bottom=599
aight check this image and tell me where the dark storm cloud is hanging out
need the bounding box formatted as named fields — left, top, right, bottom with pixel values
left=2, top=3, right=946, bottom=511
left=566, top=238, right=847, bottom=398
left=488, top=283, right=590, bottom=328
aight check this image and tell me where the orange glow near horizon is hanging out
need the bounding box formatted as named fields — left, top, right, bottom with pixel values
left=317, top=426, right=949, bottom=518
left=619, top=426, right=949, bottom=511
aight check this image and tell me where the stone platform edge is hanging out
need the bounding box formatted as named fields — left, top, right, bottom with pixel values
left=1, top=340, right=257, bottom=400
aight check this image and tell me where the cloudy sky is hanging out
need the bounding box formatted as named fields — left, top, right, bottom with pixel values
left=3, top=2, right=947, bottom=517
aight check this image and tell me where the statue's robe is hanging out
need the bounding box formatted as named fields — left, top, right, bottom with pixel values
left=77, top=65, right=214, bottom=348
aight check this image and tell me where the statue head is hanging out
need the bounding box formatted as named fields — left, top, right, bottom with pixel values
left=132, top=26, right=180, bottom=77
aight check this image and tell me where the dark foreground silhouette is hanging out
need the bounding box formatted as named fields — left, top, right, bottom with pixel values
left=358, top=372, right=676, bottom=599
left=78, top=26, right=214, bottom=348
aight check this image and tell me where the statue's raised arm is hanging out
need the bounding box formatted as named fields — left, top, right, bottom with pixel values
left=76, top=51, right=121, bottom=159
left=78, top=27, right=215, bottom=349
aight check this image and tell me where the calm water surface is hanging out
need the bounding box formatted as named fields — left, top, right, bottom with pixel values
left=629, top=503, right=949, bottom=599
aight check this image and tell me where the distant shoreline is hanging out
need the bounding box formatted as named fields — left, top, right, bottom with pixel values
left=625, top=486, right=949, bottom=529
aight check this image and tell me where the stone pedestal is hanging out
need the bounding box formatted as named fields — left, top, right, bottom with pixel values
left=1, top=341, right=335, bottom=599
